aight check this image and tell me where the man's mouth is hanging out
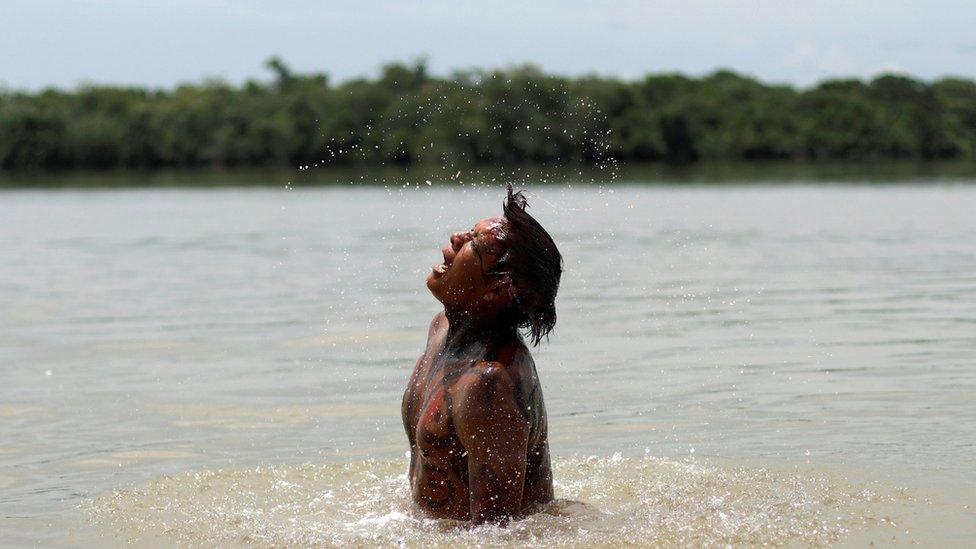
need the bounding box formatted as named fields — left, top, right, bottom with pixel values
left=432, top=245, right=455, bottom=275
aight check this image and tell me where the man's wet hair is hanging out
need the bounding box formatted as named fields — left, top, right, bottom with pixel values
left=495, top=184, right=563, bottom=346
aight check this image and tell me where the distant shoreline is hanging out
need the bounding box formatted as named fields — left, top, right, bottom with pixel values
left=2, top=59, right=974, bottom=173
left=3, top=161, right=976, bottom=189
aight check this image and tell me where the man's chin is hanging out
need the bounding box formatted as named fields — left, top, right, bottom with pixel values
left=426, top=277, right=452, bottom=307
left=425, top=273, right=439, bottom=295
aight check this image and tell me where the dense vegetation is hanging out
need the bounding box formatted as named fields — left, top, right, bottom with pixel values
left=2, top=58, right=975, bottom=171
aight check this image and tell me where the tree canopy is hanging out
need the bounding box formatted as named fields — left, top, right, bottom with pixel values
left=2, top=59, right=974, bottom=171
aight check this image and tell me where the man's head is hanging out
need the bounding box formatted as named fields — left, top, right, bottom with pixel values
left=426, top=185, right=562, bottom=345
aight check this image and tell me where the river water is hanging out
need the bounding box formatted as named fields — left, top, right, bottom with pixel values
left=1, top=181, right=974, bottom=546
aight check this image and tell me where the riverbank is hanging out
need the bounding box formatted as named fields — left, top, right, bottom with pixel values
left=3, top=160, right=976, bottom=188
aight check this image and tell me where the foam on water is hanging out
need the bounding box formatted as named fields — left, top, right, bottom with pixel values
left=88, top=455, right=898, bottom=547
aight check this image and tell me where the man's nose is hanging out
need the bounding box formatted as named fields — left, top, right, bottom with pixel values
left=450, top=232, right=468, bottom=249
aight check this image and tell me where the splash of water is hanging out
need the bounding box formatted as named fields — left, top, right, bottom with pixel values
left=88, top=454, right=891, bottom=547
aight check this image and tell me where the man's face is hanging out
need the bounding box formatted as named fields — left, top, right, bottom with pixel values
left=426, top=216, right=507, bottom=309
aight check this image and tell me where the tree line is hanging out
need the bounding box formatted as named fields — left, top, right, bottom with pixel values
left=2, top=58, right=975, bottom=171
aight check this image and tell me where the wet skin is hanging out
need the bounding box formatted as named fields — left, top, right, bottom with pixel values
left=401, top=218, right=554, bottom=524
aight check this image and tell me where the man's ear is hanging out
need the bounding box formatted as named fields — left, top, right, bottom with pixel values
left=483, top=276, right=516, bottom=304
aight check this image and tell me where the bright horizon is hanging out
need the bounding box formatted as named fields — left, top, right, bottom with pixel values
left=3, top=0, right=976, bottom=92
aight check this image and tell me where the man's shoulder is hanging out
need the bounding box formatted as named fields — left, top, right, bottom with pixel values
left=452, top=359, right=531, bottom=445
left=469, top=359, right=514, bottom=383
left=453, top=357, right=523, bottom=413
left=467, top=338, right=532, bottom=381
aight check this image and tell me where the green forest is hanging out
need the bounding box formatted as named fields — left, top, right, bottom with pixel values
left=2, top=58, right=975, bottom=171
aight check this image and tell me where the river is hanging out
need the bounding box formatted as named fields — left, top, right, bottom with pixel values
left=1, top=180, right=974, bottom=546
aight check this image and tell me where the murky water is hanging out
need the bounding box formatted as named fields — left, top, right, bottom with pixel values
left=88, top=455, right=899, bottom=547
left=2, top=182, right=975, bottom=546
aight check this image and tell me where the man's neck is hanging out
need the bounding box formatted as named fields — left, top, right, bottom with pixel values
left=442, top=307, right=517, bottom=353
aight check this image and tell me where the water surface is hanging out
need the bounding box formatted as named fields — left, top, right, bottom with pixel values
left=1, top=181, right=974, bottom=545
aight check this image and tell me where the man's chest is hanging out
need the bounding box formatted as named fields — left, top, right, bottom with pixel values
left=408, top=357, right=479, bottom=452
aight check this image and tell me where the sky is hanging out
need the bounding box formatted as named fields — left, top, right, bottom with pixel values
left=3, top=0, right=976, bottom=91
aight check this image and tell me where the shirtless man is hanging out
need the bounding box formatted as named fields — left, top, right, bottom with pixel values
left=401, top=185, right=563, bottom=524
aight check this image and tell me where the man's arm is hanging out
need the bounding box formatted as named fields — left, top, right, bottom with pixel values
left=454, top=361, right=530, bottom=524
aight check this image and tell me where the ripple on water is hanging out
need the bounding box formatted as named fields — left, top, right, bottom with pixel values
left=87, top=455, right=896, bottom=547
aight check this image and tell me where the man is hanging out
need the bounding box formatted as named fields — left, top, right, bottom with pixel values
left=401, top=184, right=563, bottom=524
